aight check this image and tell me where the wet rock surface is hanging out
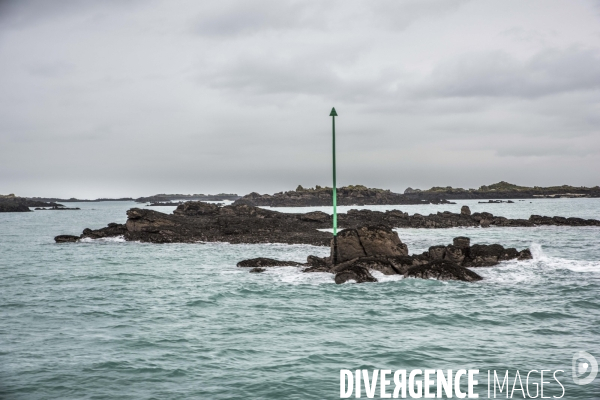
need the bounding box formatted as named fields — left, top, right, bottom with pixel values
left=404, top=260, right=483, bottom=282
left=236, top=258, right=303, bottom=268
left=54, top=235, right=80, bottom=243
left=55, top=201, right=600, bottom=245
left=334, top=265, right=378, bottom=284
left=238, top=226, right=532, bottom=284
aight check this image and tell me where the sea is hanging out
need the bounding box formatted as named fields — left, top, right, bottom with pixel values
left=1, top=199, right=599, bottom=399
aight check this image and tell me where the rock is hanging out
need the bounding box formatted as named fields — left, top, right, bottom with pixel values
left=334, top=229, right=367, bottom=261
left=356, top=225, right=408, bottom=257
left=249, top=267, right=266, bottom=273
left=453, top=236, right=471, bottom=249
left=480, top=219, right=491, bottom=228
left=248, top=228, right=532, bottom=284
left=236, top=258, right=302, bottom=268
left=333, top=226, right=408, bottom=263
left=444, top=245, right=465, bottom=263
left=55, top=201, right=600, bottom=245
left=428, top=245, right=446, bottom=260
left=334, top=265, right=378, bottom=284
left=299, top=211, right=330, bottom=222
left=0, top=203, right=31, bottom=212
left=518, top=249, right=533, bottom=260
left=81, top=223, right=127, bottom=240
left=54, top=235, right=79, bottom=243
left=461, top=205, right=471, bottom=216
left=304, top=255, right=329, bottom=272
left=233, top=185, right=453, bottom=207
left=173, top=201, right=219, bottom=216
left=331, top=256, right=400, bottom=276
left=404, top=260, right=482, bottom=282
left=464, top=244, right=504, bottom=267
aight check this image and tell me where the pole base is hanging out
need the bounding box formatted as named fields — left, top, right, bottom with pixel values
left=333, top=235, right=338, bottom=265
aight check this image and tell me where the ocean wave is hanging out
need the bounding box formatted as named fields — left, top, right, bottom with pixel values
left=79, top=235, right=127, bottom=243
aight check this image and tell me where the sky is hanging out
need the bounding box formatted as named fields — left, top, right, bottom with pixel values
left=0, top=0, right=599, bottom=198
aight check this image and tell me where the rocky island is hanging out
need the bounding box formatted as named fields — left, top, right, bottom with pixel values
left=404, top=181, right=600, bottom=200
left=236, top=226, right=532, bottom=284
left=232, top=182, right=599, bottom=207
left=135, top=193, right=240, bottom=203
left=0, top=194, right=64, bottom=212
left=234, top=185, right=454, bottom=207
left=54, top=201, right=600, bottom=244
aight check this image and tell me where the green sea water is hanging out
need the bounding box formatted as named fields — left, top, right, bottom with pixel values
left=1, top=199, right=599, bottom=399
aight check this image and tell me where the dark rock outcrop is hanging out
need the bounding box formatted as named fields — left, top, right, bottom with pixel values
left=81, top=223, right=128, bottom=240
left=333, top=226, right=408, bottom=263
left=55, top=201, right=600, bottom=244
left=236, top=258, right=303, bottom=268
left=240, top=228, right=531, bottom=284
left=0, top=202, right=31, bottom=212
left=0, top=194, right=63, bottom=212
left=234, top=185, right=455, bottom=207
left=403, top=181, right=600, bottom=200
left=334, top=265, right=378, bottom=284
left=404, top=260, right=483, bottom=282
left=462, top=244, right=532, bottom=268
left=54, top=235, right=80, bottom=243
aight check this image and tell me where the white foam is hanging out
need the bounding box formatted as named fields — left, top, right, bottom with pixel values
left=260, top=266, right=335, bottom=285
left=371, top=270, right=404, bottom=282
left=79, top=235, right=127, bottom=243
left=245, top=265, right=407, bottom=286
left=530, top=242, right=546, bottom=260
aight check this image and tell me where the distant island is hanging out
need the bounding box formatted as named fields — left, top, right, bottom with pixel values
left=0, top=192, right=240, bottom=212
left=2, top=182, right=598, bottom=212
left=19, top=193, right=241, bottom=204
left=27, top=196, right=134, bottom=203
left=232, top=182, right=599, bottom=207
left=233, top=185, right=454, bottom=207
left=404, top=181, right=600, bottom=200
left=0, top=194, right=63, bottom=212
left=134, top=193, right=240, bottom=203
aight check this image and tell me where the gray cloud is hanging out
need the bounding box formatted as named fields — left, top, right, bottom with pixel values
left=0, top=0, right=599, bottom=198
left=422, top=48, right=600, bottom=98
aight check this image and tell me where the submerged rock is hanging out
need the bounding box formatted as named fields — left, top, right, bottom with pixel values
left=236, top=258, right=302, bottom=268
left=249, top=267, right=266, bottom=273
left=334, top=265, right=378, bottom=284
left=54, top=235, right=80, bottom=243
left=404, top=260, right=483, bottom=282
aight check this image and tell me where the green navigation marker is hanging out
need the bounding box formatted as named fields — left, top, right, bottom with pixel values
left=330, top=107, right=338, bottom=265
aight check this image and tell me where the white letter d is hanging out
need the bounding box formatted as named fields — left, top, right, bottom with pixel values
left=341, top=370, right=353, bottom=398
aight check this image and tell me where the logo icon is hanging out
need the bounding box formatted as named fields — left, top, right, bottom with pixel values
left=572, top=351, right=598, bottom=385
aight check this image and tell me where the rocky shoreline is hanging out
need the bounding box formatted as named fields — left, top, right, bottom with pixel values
left=0, top=194, right=64, bottom=212
left=54, top=201, right=600, bottom=245
left=404, top=181, right=600, bottom=201
left=135, top=193, right=240, bottom=203
left=236, top=226, right=532, bottom=284
left=234, top=185, right=455, bottom=207
left=232, top=182, right=600, bottom=207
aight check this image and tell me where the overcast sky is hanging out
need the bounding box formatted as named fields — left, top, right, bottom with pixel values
left=1, top=0, right=599, bottom=198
